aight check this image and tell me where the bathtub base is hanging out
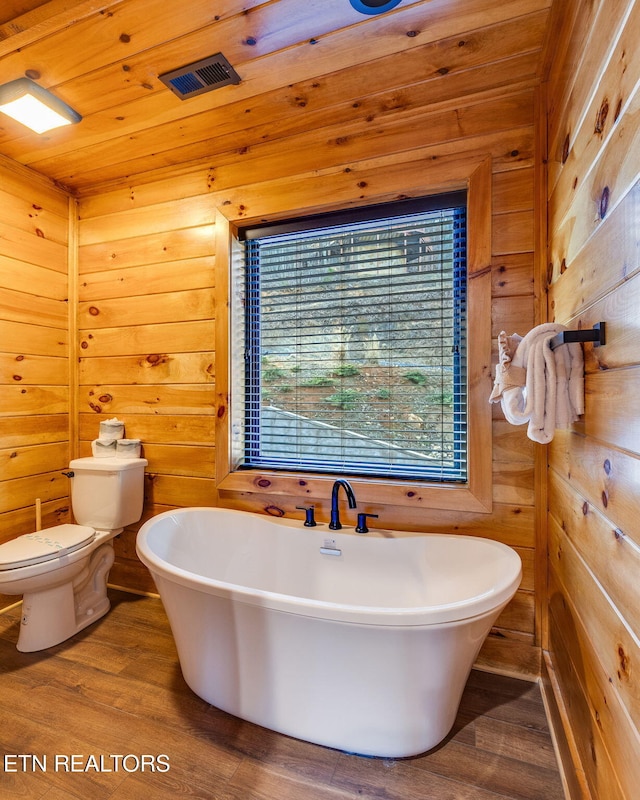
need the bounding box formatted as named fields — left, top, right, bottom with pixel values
left=157, top=576, right=503, bottom=758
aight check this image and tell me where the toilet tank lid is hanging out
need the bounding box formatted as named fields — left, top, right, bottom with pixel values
left=0, top=524, right=96, bottom=571
left=69, top=456, right=148, bottom=472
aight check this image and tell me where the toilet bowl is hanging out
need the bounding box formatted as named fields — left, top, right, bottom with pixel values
left=0, top=456, right=147, bottom=652
left=0, top=525, right=118, bottom=651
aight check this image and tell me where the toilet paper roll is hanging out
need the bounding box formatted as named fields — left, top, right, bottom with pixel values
left=116, top=439, right=141, bottom=458
left=92, top=438, right=117, bottom=457
left=99, top=418, right=125, bottom=441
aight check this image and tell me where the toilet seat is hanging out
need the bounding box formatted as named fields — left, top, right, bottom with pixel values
left=0, top=525, right=96, bottom=571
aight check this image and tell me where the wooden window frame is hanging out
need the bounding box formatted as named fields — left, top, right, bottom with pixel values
left=215, top=159, right=492, bottom=513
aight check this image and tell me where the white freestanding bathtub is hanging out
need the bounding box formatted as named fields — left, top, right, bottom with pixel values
left=136, top=507, right=521, bottom=757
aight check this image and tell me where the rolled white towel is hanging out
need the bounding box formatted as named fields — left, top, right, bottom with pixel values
left=491, top=323, right=584, bottom=443
left=489, top=331, right=524, bottom=402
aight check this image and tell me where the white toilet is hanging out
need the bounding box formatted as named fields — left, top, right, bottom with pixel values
left=0, top=456, right=147, bottom=652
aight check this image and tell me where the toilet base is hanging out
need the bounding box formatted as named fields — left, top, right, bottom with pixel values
left=16, top=541, right=115, bottom=653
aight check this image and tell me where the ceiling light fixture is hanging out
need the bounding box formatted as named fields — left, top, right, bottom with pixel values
left=0, top=78, right=82, bottom=134
left=349, top=0, right=403, bottom=14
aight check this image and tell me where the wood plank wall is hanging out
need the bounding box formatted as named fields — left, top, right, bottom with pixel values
left=0, top=155, right=71, bottom=608
left=76, top=84, right=540, bottom=678
left=544, top=0, right=640, bottom=797
left=76, top=191, right=217, bottom=591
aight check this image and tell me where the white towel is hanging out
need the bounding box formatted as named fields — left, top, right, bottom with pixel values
left=488, top=331, right=524, bottom=402
left=490, top=323, right=584, bottom=444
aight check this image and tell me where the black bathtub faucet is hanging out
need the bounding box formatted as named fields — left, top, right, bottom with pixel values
left=329, top=479, right=357, bottom=530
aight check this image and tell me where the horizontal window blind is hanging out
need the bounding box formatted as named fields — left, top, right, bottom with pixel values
left=240, top=194, right=467, bottom=481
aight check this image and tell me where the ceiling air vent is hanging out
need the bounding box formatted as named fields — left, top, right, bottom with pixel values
left=159, top=53, right=241, bottom=100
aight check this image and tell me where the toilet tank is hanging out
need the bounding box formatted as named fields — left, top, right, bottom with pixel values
left=68, top=457, right=148, bottom=531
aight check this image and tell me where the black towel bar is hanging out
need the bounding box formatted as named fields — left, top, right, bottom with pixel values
left=549, top=322, right=606, bottom=351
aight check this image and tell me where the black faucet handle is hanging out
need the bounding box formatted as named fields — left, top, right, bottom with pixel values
left=355, top=513, right=378, bottom=534
left=296, top=506, right=317, bottom=527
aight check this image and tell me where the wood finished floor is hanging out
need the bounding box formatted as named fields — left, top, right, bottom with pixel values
left=0, top=590, right=565, bottom=800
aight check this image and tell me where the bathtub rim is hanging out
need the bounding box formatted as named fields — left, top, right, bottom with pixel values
left=136, top=506, right=522, bottom=628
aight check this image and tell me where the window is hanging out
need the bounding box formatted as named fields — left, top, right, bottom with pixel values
left=236, top=192, right=467, bottom=482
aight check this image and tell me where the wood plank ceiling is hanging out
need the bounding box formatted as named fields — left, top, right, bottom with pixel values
left=0, top=0, right=552, bottom=196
